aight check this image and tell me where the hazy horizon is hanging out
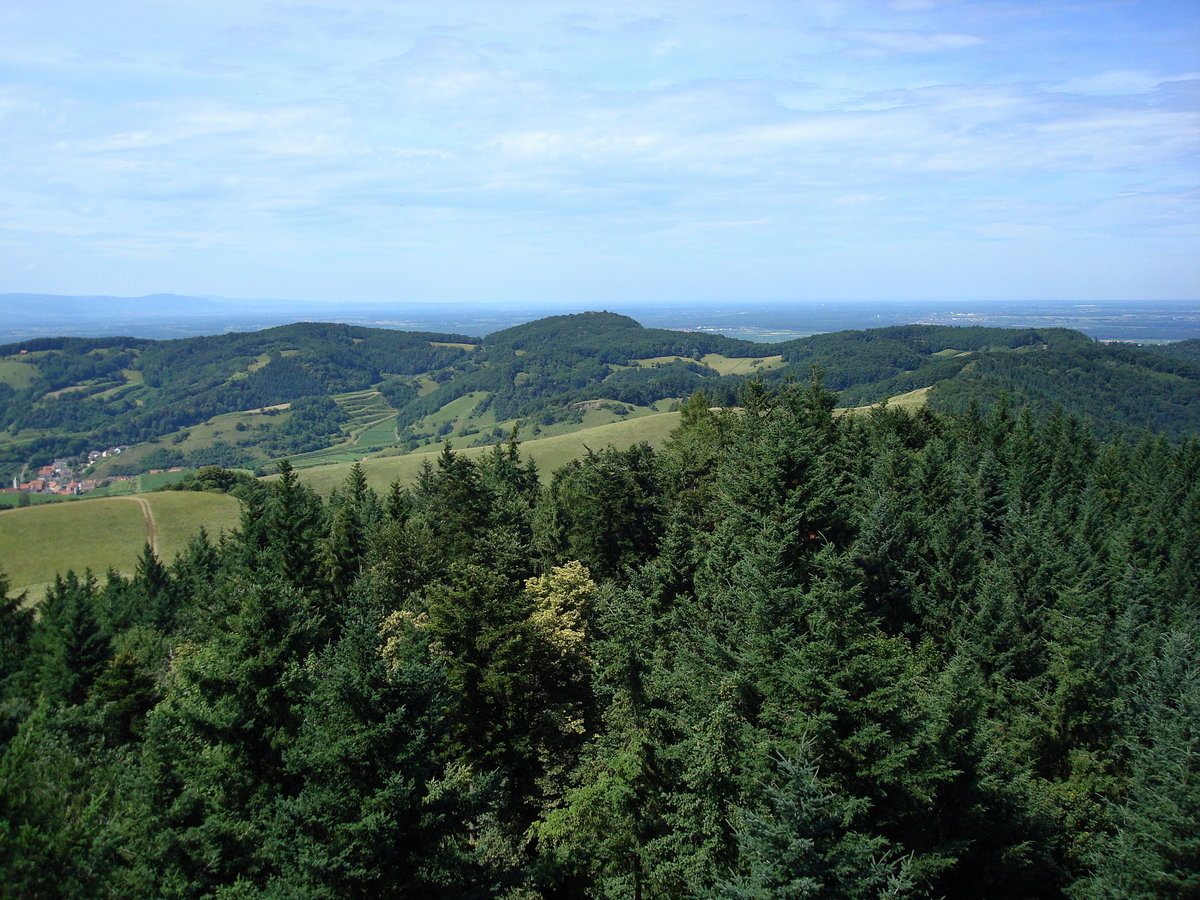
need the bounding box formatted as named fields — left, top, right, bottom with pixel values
left=1, top=292, right=1197, bottom=344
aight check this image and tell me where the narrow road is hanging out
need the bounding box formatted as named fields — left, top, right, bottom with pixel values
left=122, top=495, right=159, bottom=556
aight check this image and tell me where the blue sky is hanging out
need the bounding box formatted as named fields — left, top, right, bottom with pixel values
left=1, top=0, right=1197, bottom=305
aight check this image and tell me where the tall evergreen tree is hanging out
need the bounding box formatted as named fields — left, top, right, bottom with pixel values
left=30, top=570, right=108, bottom=707
left=0, top=569, right=33, bottom=744
left=269, top=599, right=493, bottom=898
left=1081, top=629, right=1200, bottom=899
left=709, top=753, right=915, bottom=900
left=134, top=578, right=322, bottom=897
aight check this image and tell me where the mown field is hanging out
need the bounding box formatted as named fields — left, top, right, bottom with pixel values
left=284, top=410, right=684, bottom=495
left=0, top=414, right=682, bottom=599
left=0, top=491, right=241, bottom=601
left=629, top=352, right=786, bottom=376
left=841, top=385, right=930, bottom=413
left=0, top=358, right=38, bottom=390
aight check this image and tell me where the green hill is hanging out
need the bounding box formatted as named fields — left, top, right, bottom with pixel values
left=0, top=314, right=1196, bottom=491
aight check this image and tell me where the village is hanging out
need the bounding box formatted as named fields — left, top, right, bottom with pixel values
left=6, top=446, right=132, bottom=497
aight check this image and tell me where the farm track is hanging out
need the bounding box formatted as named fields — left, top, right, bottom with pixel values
left=121, top=496, right=158, bottom=555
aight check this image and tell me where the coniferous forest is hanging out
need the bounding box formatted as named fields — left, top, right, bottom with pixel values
left=1, top=377, right=1198, bottom=898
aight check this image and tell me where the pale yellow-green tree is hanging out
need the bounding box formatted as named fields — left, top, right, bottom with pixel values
left=522, top=560, right=595, bottom=760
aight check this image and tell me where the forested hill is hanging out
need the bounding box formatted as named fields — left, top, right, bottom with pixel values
left=0, top=313, right=1197, bottom=478
left=483, top=310, right=764, bottom=358
left=2, top=383, right=1196, bottom=896
left=0, top=323, right=476, bottom=475
left=1143, top=337, right=1200, bottom=367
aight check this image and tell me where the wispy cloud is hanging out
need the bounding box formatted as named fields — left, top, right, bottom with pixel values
left=0, top=0, right=1196, bottom=301
left=845, top=28, right=984, bottom=54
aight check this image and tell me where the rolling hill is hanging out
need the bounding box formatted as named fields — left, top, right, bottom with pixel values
left=2, top=310, right=1198, bottom=602
left=0, top=312, right=1197, bottom=493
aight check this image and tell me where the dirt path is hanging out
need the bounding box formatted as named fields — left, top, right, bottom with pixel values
left=121, top=496, right=158, bottom=555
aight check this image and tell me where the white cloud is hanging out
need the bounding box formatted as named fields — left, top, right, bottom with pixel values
left=846, top=28, right=984, bottom=54
left=1055, top=70, right=1200, bottom=96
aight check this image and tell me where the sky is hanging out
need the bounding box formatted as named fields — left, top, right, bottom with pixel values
left=1, top=0, right=1197, bottom=306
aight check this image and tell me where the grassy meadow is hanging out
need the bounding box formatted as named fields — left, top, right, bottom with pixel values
left=841, top=386, right=931, bottom=413
left=144, top=491, right=243, bottom=554
left=287, top=410, right=684, bottom=495
left=0, top=358, right=40, bottom=390
left=0, top=412, right=683, bottom=599
left=629, top=352, right=786, bottom=376
left=0, top=491, right=241, bottom=602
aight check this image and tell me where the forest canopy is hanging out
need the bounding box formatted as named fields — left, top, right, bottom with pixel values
left=1, top=378, right=1197, bottom=898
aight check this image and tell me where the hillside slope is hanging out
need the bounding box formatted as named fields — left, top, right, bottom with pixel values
left=0, top=314, right=1196, bottom=483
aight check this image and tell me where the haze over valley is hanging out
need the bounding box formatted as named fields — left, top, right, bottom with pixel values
left=2, top=293, right=1198, bottom=344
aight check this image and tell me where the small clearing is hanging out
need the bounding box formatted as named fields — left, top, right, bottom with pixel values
left=630, top=353, right=785, bottom=376
left=430, top=341, right=477, bottom=351
left=838, top=386, right=931, bottom=416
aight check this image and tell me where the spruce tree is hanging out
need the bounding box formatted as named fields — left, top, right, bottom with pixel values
left=30, top=570, right=108, bottom=707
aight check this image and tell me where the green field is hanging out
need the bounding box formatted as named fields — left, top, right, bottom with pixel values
left=0, top=492, right=62, bottom=509
left=335, top=390, right=399, bottom=445
left=865, top=386, right=930, bottom=411
left=354, top=416, right=399, bottom=447
left=0, top=383, right=932, bottom=600
left=699, top=353, right=785, bottom=375
left=145, top=491, right=243, bottom=556
left=138, top=469, right=196, bottom=491
left=631, top=352, right=785, bottom=376
left=887, top=386, right=931, bottom=409
left=0, top=491, right=242, bottom=602
left=632, top=355, right=692, bottom=367
left=295, top=383, right=930, bottom=496
left=837, top=386, right=932, bottom=415
left=90, top=405, right=292, bottom=476
left=283, top=445, right=376, bottom=470
left=0, top=358, right=38, bottom=390
left=421, top=391, right=493, bottom=430
left=288, top=410, right=684, bottom=495
left=87, top=388, right=403, bottom=477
